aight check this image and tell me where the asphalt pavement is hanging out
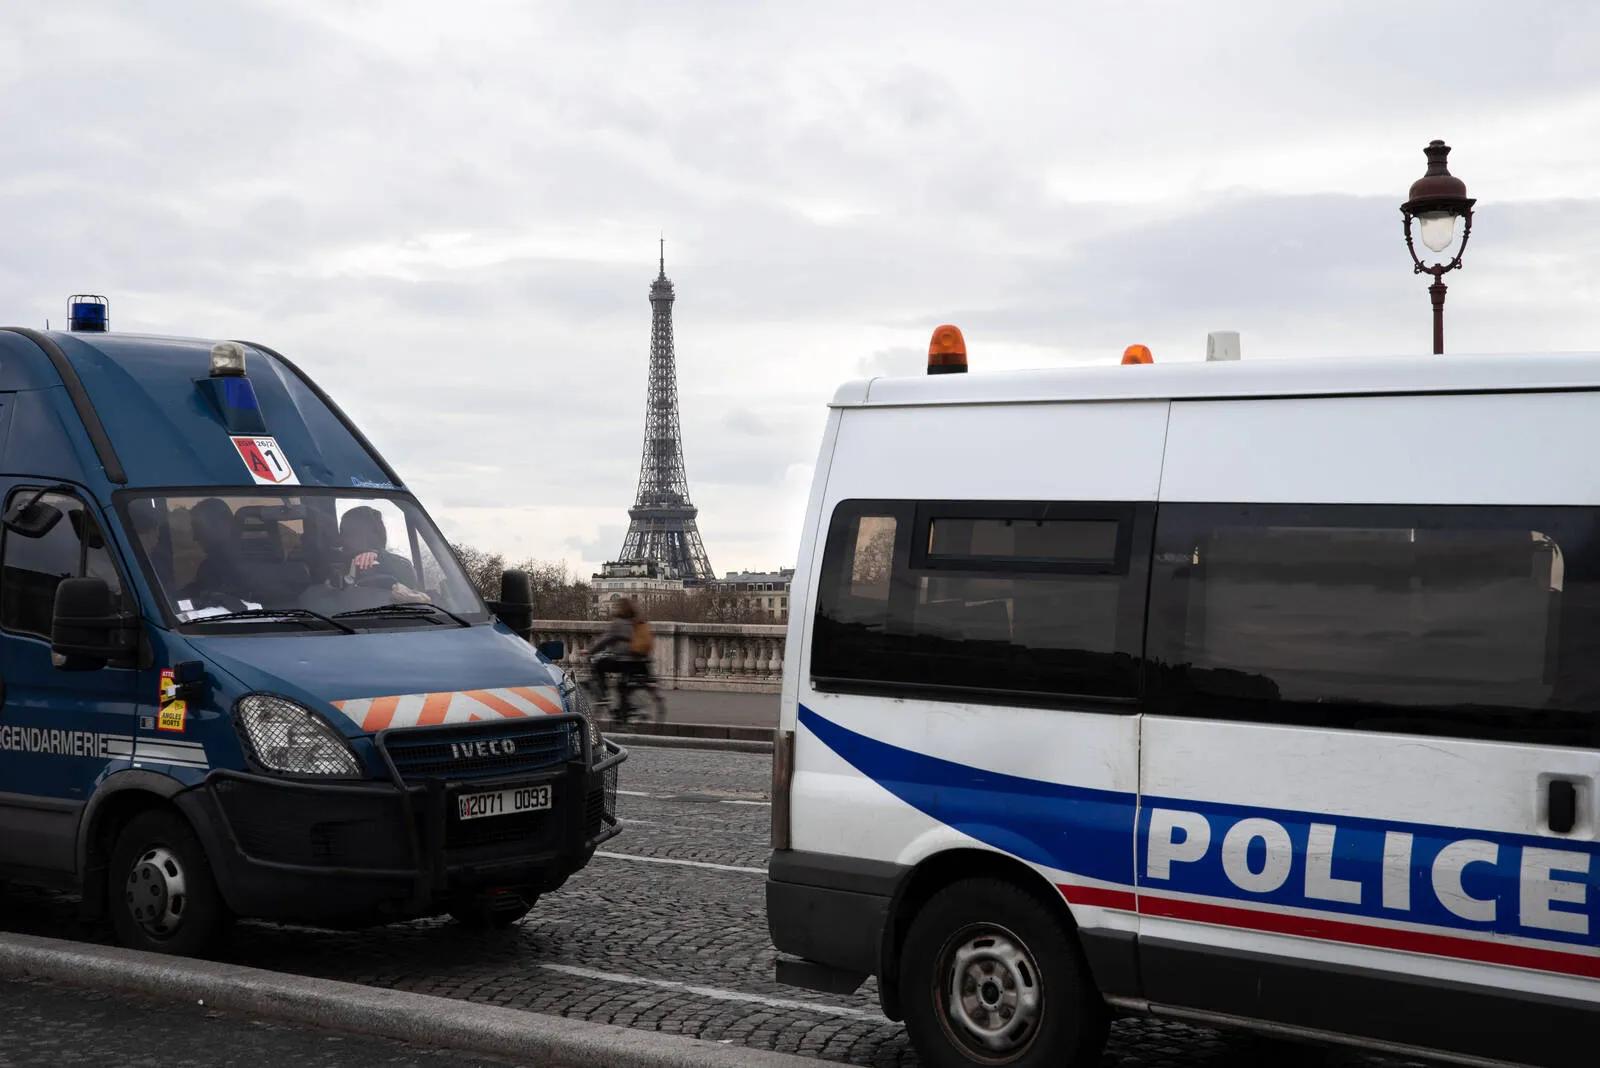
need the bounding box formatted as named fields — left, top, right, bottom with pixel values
left=0, top=745, right=1443, bottom=1067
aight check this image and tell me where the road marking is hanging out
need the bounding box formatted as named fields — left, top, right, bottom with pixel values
left=535, top=962, right=878, bottom=1019
left=593, top=851, right=764, bottom=875
left=616, top=789, right=654, bottom=797
left=719, top=799, right=771, bottom=807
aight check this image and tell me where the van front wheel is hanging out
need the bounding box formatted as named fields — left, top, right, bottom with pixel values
left=900, top=877, right=1107, bottom=1068
left=109, top=810, right=228, bottom=956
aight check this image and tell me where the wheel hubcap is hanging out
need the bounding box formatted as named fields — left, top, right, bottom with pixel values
left=126, top=846, right=187, bottom=938
left=941, top=924, right=1042, bottom=1059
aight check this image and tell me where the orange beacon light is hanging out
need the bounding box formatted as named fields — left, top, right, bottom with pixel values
left=927, top=324, right=968, bottom=375
left=1121, top=344, right=1153, bottom=365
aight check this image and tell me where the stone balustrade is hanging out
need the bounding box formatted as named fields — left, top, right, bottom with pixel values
left=533, top=619, right=786, bottom=694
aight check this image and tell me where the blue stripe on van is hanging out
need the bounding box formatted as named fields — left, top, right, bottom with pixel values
left=798, top=704, right=1135, bottom=885
left=800, top=705, right=1600, bottom=954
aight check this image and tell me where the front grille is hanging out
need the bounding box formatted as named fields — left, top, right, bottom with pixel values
left=382, top=717, right=578, bottom=785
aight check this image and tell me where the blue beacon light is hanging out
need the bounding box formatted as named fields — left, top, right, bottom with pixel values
left=68, top=294, right=109, bottom=332
left=200, top=342, right=268, bottom=435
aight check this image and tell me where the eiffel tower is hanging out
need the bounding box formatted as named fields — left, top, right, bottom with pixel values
left=615, top=240, right=715, bottom=581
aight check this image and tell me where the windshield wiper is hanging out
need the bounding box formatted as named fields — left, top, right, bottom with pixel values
left=331, top=603, right=472, bottom=628
left=185, top=608, right=356, bottom=634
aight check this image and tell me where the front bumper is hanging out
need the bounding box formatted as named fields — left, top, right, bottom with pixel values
left=180, top=739, right=626, bottom=924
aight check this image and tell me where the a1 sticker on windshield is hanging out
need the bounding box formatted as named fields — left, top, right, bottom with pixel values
left=230, top=435, right=299, bottom=486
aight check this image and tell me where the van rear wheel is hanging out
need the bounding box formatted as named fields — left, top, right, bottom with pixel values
left=900, top=877, right=1107, bottom=1068
left=109, top=810, right=228, bottom=956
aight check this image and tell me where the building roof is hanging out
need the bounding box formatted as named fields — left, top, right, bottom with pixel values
left=831, top=352, right=1600, bottom=410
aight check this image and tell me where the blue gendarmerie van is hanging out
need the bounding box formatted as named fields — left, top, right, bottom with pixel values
left=0, top=302, right=622, bottom=954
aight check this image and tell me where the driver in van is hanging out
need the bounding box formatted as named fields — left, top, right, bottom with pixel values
left=338, top=506, right=429, bottom=602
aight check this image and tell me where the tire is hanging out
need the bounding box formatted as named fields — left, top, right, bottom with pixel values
left=450, top=890, right=536, bottom=929
left=108, top=810, right=229, bottom=956
left=900, top=877, right=1108, bottom=1068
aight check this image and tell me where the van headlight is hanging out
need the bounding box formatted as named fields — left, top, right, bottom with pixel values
left=235, top=694, right=361, bottom=776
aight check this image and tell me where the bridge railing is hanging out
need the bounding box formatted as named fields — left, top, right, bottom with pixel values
left=533, top=620, right=786, bottom=694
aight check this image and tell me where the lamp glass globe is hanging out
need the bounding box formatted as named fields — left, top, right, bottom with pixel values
left=1419, top=211, right=1457, bottom=254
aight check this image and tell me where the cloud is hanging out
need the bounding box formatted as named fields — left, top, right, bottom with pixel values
left=4, top=1, right=1600, bottom=581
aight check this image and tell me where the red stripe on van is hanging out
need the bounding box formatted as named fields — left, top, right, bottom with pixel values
left=1058, top=884, right=1138, bottom=912
left=1140, top=894, right=1600, bottom=980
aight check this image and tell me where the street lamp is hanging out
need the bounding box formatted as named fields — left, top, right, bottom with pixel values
left=1400, top=139, right=1476, bottom=354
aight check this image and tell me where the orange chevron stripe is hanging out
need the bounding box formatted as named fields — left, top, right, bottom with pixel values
left=417, top=691, right=453, bottom=726
left=362, top=695, right=400, bottom=732
left=464, top=689, right=528, bottom=719
left=509, top=686, right=562, bottom=715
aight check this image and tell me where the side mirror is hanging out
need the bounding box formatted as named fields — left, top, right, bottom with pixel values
left=3, top=496, right=64, bottom=539
left=51, top=577, right=137, bottom=671
left=492, top=568, right=535, bottom=642
left=536, top=639, right=566, bottom=662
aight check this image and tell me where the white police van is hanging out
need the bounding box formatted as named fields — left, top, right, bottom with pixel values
left=766, top=334, right=1597, bottom=1068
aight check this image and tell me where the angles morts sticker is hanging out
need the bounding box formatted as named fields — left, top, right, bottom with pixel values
left=231, top=435, right=298, bottom=486
left=157, top=668, right=187, bottom=733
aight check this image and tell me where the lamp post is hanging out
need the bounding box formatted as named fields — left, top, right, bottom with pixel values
left=1400, top=140, right=1476, bottom=354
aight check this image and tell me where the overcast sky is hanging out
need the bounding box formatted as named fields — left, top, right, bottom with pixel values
left=4, top=2, right=1600, bottom=578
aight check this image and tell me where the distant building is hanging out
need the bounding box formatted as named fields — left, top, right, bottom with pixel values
left=592, top=560, right=687, bottom=618
left=712, top=569, right=794, bottom=622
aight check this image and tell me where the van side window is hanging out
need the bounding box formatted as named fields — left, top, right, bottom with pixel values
left=1147, top=503, right=1600, bottom=746
left=1, top=491, right=126, bottom=640
left=811, top=500, right=1149, bottom=704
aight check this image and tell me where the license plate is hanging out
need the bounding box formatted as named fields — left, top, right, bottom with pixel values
left=456, top=784, right=552, bottom=821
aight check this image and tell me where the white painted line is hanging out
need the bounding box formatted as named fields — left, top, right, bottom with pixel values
left=615, top=789, right=654, bottom=797
left=593, top=851, right=765, bottom=875
left=719, top=799, right=771, bottom=807
left=535, top=962, right=877, bottom=1020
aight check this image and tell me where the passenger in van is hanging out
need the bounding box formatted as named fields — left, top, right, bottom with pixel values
left=185, top=497, right=252, bottom=606
left=338, top=506, right=427, bottom=602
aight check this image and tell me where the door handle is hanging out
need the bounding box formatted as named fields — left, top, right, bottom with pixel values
left=1548, top=779, right=1577, bottom=835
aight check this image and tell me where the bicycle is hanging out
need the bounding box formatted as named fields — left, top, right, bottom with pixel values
left=581, top=653, right=667, bottom=726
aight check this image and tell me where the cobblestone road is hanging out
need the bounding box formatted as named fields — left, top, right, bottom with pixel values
left=0, top=746, right=1443, bottom=1067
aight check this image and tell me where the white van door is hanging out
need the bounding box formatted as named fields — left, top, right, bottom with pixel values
left=1138, top=392, right=1599, bottom=1066
left=781, top=399, right=1168, bottom=1020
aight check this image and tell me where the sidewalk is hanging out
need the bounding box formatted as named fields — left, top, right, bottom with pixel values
left=0, top=973, right=509, bottom=1067
left=660, top=689, right=777, bottom=728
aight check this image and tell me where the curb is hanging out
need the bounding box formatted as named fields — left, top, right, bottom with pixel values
left=604, top=731, right=772, bottom=754
left=0, top=932, right=816, bottom=1068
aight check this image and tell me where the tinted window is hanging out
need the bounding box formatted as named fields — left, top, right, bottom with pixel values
left=2, top=491, right=126, bottom=639
left=1147, top=503, right=1600, bottom=746
left=811, top=500, right=1149, bottom=703
left=928, top=517, right=1121, bottom=564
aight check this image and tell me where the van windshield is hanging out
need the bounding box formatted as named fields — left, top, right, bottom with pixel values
left=122, top=491, right=487, bottom=627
